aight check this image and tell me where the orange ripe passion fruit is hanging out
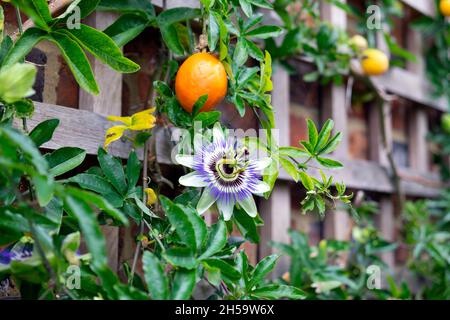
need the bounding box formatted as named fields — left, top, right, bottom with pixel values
left=175, top=52, right=228, bottom=113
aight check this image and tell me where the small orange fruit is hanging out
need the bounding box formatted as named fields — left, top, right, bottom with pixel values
left=440, top=0, right=450, bottom=16
left=361, top=49, right=389, bottom=76
left=175, top=52, right=228, bottom=113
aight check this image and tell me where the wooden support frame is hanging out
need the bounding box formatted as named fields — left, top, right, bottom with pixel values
left=370, top=30, right=396, bottom=268
left=78, top=12, right=121, bottom=272
left=400, top=0, right=436, bottom=17
left=259, top=67, right=291, bottom=277
left=320, top=0, right=352, bottom=241
left=12, top=0, right=444, bottom=274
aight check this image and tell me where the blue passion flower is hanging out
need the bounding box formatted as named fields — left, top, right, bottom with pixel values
left=176, top=126, right=271, bottom=221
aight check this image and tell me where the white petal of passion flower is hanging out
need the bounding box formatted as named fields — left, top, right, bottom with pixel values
left=217, top=199, right=235, bottom=221
left=253, top=180, right=270, bottom=195
left=238, top=196, right=258, bottom=218
left=197, top=189, right=216, bottom=215
left=253, top=157, right=272, bottom=171
left=212, top=123, right=225, bottom=145
left=179, top=171, right=208, bottom=187
left=175, top=154, right=194, bottom=168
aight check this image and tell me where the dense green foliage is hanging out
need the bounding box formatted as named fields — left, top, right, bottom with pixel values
left=0, top=0, right=448, bottom=301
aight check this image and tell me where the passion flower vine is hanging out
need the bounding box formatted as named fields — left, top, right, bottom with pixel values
left=175, top=126, right=271, bottom=221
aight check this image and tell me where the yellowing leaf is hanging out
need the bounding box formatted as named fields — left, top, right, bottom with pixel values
left=106, top=115, right=132, bottom=126
left=104, top=125, right=127, bottom=149
left=129, top=108, right=156, bottom=130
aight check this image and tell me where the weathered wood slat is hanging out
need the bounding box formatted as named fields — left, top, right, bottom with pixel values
left=372, top=68, right=448, bottom=111
left=25, top=102, right=442, bottom=197
left=151, top=0, right=199, bottom=9
left=79, top=12, right=123, bottom=272
left=321, top=0, right=351, bottom=241
left=400, top=0, right=436, bottom=17
left=25, top=102, right=135, bottom=158
left=259, top=67, right=291, bottom=277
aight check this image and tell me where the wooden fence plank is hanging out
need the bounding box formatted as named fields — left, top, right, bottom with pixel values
left=372, top=68, right=447, bottom=111
left=320, top=0, right=351, bottom=241
left=78, top=12, right=122, bottom=272
left=372, top=30, right=396, bottom=268
left=400, top=0, right=436, bottom=17
left=259, top=66, right=291, bottom=277
left=22, top=102, right=442, bottom=197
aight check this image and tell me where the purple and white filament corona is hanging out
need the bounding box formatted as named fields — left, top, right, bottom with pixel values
left=176, top=125, right=271, bottom=221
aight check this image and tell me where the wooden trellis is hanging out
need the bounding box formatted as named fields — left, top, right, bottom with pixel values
left=18, top=0, right=446, bottom=273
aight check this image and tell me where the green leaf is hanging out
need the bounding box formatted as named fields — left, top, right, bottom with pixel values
left=68, top=173, right=120, bottom=198
left=123, top=201, right=141, bottom=223
left=0, top=125, right=48, bottom=174
left=62, top=24, right=140, bottom=73
left=11, top=0, right=52, bottom=30
left=0, top=36, right=13, bottom=66
left=160, top=196, right=197, bottom=250
left=32, top=174, right=54, bottom=206
left=98, top=0, right=155, bottom=19
left=233, top=38, right=248, bottom=66
left=171, top=269, right=196, bottom=300
left=249, top=0, right=272, bottom=9
left=142, top=251, right=169, bottom=300
left=192, top=94, right=208, bottom=117
left=315, top=196, right=326, bottom=215
left=78, top=0, right=101, bottom=19
left=319, top=132, right=342, bottom=155
left=194, top=111, right=221, bottom=128
left=163, top=247, right=197, bottom=269
left=233, top=207, right=260, bottom=243
left=316, top=119, right=334, bottom=152
left=244, top=38, right=264, bottom=61
left=11, top=99, right=34, bottom=118
left=248, top=254, right=279, bottom=289
left=303, top=71, right=319, bottom=82
left=29, top=119, right=59, bottom=147
left=202, top=258, right=240, bottom=281
left=65, top=187, right=128, bottom=224
left=234, top=94, right=246, bottom=117
left=199, top=220, right=227, bottom=259
left=280, top=157, right=299, bottom=182
left=126, top=151, right=141, bottom=191
left=316, top=157, right=343, bottom=169
left=103, top=13, right=148, bottom=47
left=64, top=195, right=108, bottom=269
left=97, top=147, right=127, bottom=195
left=178, top=204, right=207, bottom=253
left=245, top=25, right=283, bottom=39
left=114, top=283, right=149, bottom=300
left=279, top=147, right=309, bottom=159
left=46, top=32, right=99, bottom=95
left=0, top=63, right=37, bottom=103
left=2, top=28, right=47, bottom=66
left=46, top=147, right=86, bottom=177
left=239, top=0, right=253, bottom=17
left=134, top=131, right=152, bottom=148
left=251, top=285, right=306, bottom=299
left=307, top=119, right=318, bottom=148
left=157, top=7, right=201, bottom=55
left=208, top=12, right=220, bottom=52
left=56, top=0, right=83, bottom=19
left=299, top=172, right=314, bottom=191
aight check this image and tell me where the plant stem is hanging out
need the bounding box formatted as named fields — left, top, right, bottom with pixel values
left=143, top=219, right=165, bottom=252
left=28, top=219, right=59, bottom=294
left=129, top=0, right=169, bottom=286
left=15, top=6, right=23, bottom=34
left=377, top=100, right=405, bottom=212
